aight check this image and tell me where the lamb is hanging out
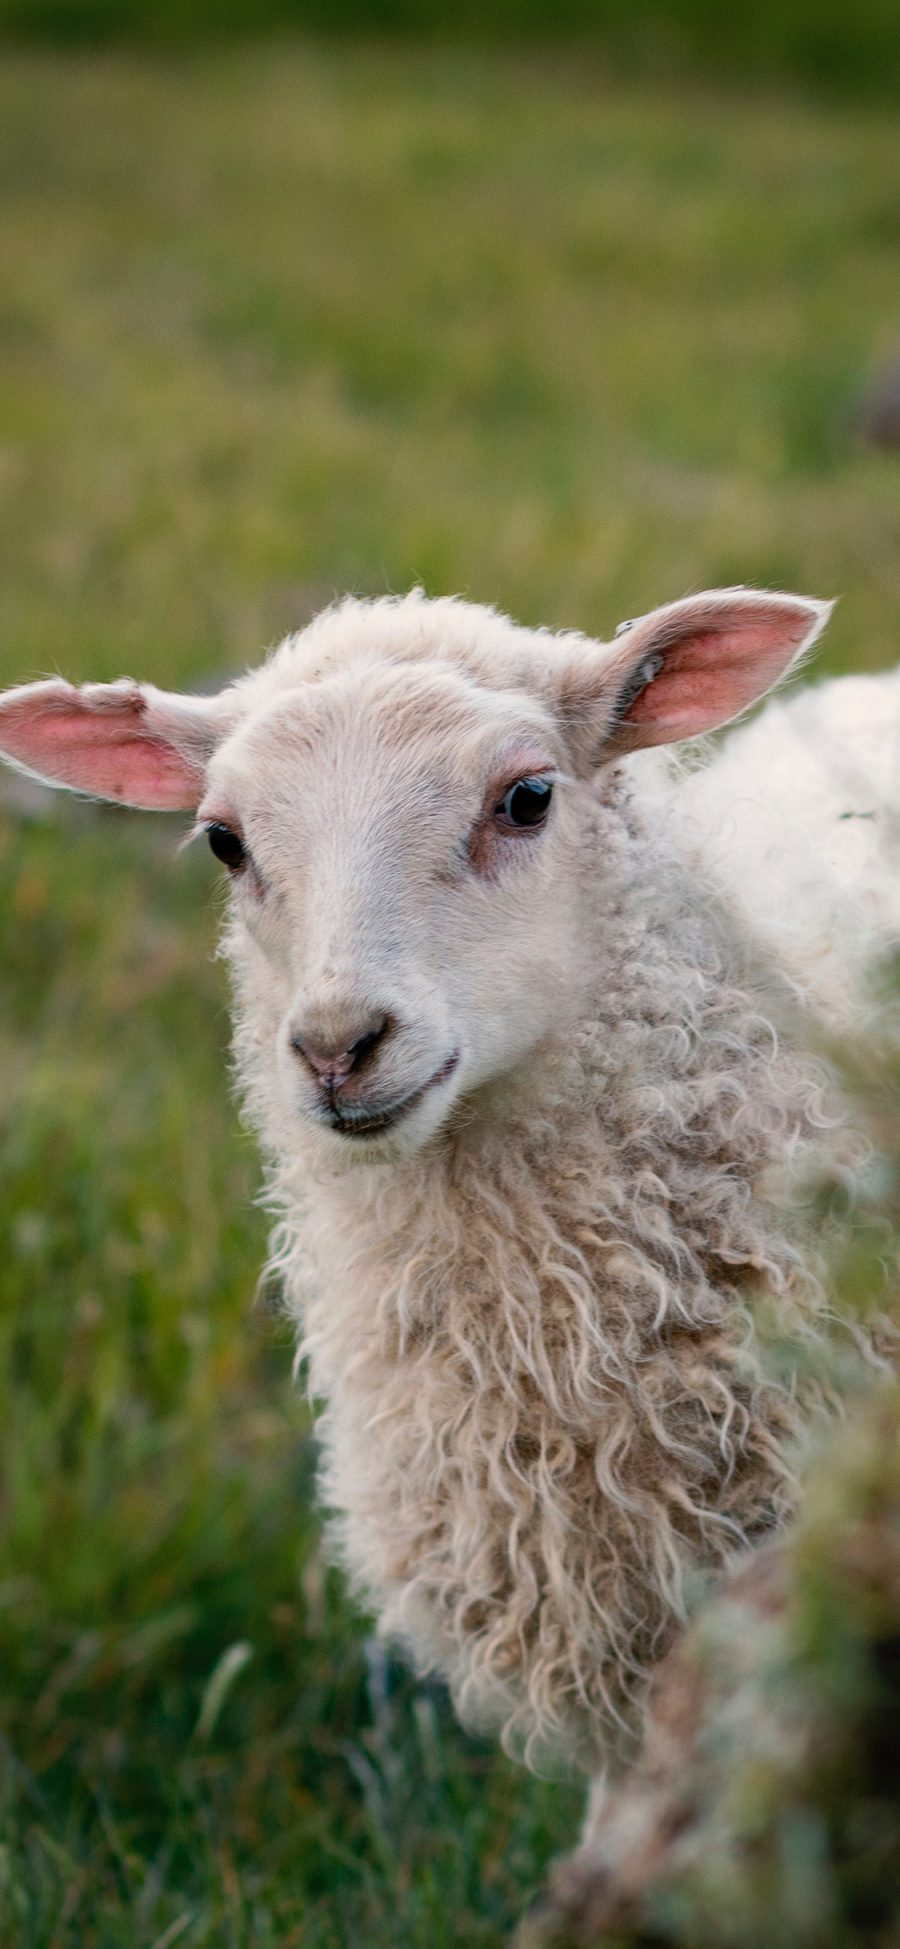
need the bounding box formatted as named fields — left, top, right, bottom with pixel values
left=1, top=586, right=898, bottom=1777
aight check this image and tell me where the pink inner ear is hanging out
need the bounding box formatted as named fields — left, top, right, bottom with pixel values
left=615, top=597, right=824, bottom=750
left=0, top=681, right=205, bottom=809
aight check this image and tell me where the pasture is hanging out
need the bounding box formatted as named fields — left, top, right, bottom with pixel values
left=0, top=42, right=899, bottom=1946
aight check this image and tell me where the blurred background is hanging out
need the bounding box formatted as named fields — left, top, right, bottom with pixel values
left=0, top=4, right=898, bottom=1945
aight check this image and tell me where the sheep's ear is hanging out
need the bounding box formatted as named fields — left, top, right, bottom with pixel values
left=572, top=589, right=832, bottom=764
left=0, top=677, right=233, bottom=809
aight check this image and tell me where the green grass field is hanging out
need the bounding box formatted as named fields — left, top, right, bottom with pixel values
left=1, top=42, right=899, bottom=1948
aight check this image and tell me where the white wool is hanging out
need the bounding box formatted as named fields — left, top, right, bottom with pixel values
left=636, top=666, right=900, bottom=1026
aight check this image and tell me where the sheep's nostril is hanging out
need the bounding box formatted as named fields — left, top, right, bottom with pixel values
left=346, top=1019, right=389, bottom=1069
left=291, top=1015, right=391, bottom=1091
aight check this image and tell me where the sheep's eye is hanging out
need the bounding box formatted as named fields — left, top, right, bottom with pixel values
left=207, top=822, right=246, bottom=869
left=497, top=777, right=554, bottom=828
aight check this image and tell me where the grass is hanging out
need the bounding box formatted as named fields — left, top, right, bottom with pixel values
left=2, top=0, right=899, bottom=105
left=0, top=40, right=899, bottom=1948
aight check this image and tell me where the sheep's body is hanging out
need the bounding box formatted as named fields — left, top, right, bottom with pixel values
left=4, top=587, right=896, bottom=1777
left=646, top=664, right=900, bottom=1027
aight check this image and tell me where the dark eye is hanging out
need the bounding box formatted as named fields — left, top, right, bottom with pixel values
left=497, top=776, right=554, bottom=829
left=207, top=822, right=246, bottom=870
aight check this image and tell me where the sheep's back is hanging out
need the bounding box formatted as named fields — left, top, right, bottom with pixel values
left=634, top=665, right=900, bottom=1029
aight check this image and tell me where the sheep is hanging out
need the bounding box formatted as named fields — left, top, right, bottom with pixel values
left=1, top=586, right=897, bottom=1777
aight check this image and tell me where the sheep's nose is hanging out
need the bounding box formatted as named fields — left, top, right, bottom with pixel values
left=290, top=1015, right=390, bottom=1093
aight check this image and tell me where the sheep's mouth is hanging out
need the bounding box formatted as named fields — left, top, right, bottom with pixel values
left=325, top=1050, right=460, bottom=1140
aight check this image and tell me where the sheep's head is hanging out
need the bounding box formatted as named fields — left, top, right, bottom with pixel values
left=0, top=587, right=829, bottom=1160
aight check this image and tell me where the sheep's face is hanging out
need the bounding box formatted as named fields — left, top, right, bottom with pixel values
left=201, top=658, right=582, bottom=1159
left=0, top=588, right=830, bottom=1163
